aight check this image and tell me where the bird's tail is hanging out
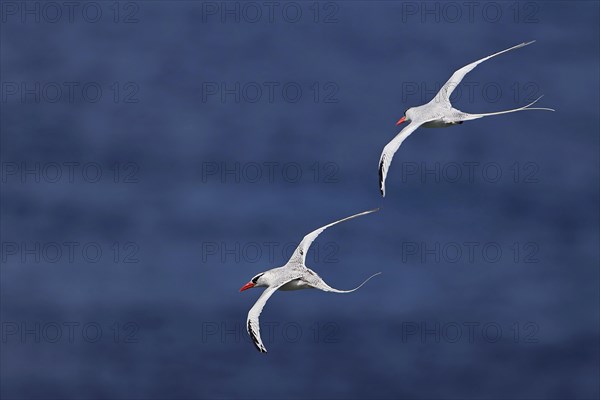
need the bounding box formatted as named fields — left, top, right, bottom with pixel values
left=320, top=272, right=382, bottom=294
left=459, top=95, right=555, bottom=121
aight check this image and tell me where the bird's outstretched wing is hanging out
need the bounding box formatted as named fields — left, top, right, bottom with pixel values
left=378, top=121, right=424, bottom=197
left=246, top=278, right=297, bottom=353
left=287, top=209, right=379, bottom=265
left=434, top=41, right=535, bottom=106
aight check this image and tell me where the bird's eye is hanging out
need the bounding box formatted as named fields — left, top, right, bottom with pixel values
left=251, top=274, right=263, bottom=284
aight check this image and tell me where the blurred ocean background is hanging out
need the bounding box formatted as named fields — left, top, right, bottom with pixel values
left=1, top=1, right=598, bottom=398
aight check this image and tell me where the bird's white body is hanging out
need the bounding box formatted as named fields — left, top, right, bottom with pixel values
left=278, top=277, right=313, bottom=291
left=239, top=209, right=381, bottom=353
left=378, top=41, right=555, bottom=197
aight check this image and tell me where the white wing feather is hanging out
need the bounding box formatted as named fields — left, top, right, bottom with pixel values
left=246, top=279, right=297, bottom=353
left=288, top=209, right=379, bottom=265
left=434, top=41, right=535, bottom=105
left=378, top=122, right=424, bottom=197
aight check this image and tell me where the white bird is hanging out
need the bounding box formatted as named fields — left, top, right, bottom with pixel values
left=379, top=40, right=555, bottom=197
left=239, top=208, right=381, bottom=353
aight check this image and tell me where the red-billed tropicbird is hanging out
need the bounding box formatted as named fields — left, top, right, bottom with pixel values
left=379, top=41, right=555, bottom=197
left=239, top=209, right=381, bottom=353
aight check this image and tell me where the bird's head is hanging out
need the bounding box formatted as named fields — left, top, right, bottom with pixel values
left=396, top=107, right=415, bottom=126
left=239, top=272, right=268, bottom=292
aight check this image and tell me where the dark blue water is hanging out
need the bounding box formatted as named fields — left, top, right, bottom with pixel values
left=1, top=1, right=598, bottom=399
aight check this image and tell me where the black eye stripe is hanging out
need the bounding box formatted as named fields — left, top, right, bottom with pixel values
left=251, top=273, right=264, bottom=284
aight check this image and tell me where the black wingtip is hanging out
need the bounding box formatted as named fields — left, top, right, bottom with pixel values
left=378, top=160, right=385, bottom=197
left=247, top=320, right=268, bottom=354
left=252, top=341, right=267, bottom=353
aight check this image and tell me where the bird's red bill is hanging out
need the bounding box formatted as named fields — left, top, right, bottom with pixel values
left=396, top=116, right=406, bottom=126
left=239, top=282, right=255, bottom=292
